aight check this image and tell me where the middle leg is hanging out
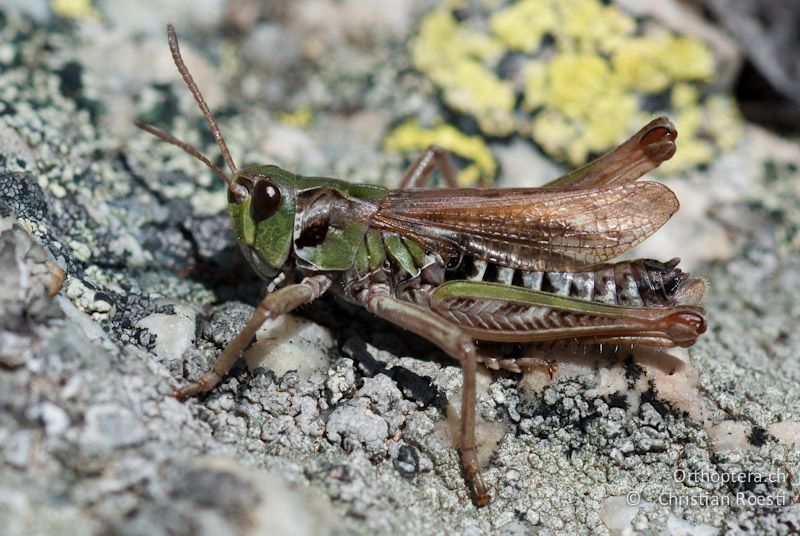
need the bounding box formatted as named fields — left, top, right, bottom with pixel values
left=397, top=145, right=459, bottom=189
left=363, top=286, right=490, bottom=506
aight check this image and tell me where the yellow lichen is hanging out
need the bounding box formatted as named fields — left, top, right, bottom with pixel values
left=613, top=35, right=714, bottom=93
left=661, top=86, right=741, bottom=172
left=525, top=53, right=638, bottom=163
left=556, top=0, right=635, bottom=54
left=277, top=107, right=313, bottom=129
left=705, top=94, right=743, bottom=151
left=52, top=0, right=100, bottom=20
left=404, top=0, right=741, bottom=178
left=583, top=94, right=639, bottom=153
left=411, top=7, right=515, bottom=136
left=545, top=53, right=614, bottom=118
left=662, top=36, right=715, bottom=82
left=664, top=107, right=715, bottom=171
left=613, top=39, right=675, bottom=93
left=671, top=83, right=699, bottom=110
left=489, top=1, right=558, bottom=53
left=446, top=62, right=516, bottom=136
left=522, top=62, right=548, bottom=111
left=530, top=111, right=583, bottom=163
left=383, top=120, right=497, bottom=186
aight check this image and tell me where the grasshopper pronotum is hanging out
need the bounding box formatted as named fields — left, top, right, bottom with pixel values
left=137, top=25, right=707, bottom=506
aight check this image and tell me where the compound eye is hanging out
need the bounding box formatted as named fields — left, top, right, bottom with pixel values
left=250, top=178, right=281, bottom=222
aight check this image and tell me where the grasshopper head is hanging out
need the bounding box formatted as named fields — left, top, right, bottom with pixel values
left=226, top=166, right=297, bottom=278
left=135, top=25, right=297, bottom=280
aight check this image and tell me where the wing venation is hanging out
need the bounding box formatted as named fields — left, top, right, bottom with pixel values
left=371, top=182, right=678, bottom=271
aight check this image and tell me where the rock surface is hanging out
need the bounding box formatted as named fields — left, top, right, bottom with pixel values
left=0, top=2, right=799, bottom=535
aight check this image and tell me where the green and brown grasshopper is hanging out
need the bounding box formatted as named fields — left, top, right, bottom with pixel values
left=136, top=25, right=707, bottom=506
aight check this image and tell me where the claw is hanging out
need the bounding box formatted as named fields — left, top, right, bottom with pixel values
left=473, top=477, right=490, bottom=507
left=173, top=371, right=221, bottom=400
left=172, top=384, right=195, bottom=401
left=547, top=360, right=558, bottom=380
left=461, top=447, right=491, bottom=507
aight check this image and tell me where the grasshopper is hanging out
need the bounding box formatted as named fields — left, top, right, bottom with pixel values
left=136, top=25, right=707, bottom=506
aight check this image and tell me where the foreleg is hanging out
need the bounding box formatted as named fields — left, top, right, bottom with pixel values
left=175, top=275, right=332, bottom=399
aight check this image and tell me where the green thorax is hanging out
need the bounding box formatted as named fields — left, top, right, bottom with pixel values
left=227, top=164, right=388, bottom=273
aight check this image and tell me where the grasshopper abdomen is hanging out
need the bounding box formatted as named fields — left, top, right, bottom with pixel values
left=445, top=256, right=703, bottom=308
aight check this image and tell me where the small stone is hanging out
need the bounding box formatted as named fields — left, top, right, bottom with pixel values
left=325, top=402, right=389, bottom=457
left=135, top=303, right=197, bottom=364
left=295, top=396, right=323, bottom=437
left=38, top=402, right=70, bottom=435
left=326, top=358, right=356, bottom=405
left=392, top=444, right=419, bottom=478
left=245, top=315, right=334, bottom=381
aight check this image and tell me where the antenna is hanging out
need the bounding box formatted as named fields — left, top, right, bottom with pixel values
left=133, top=120, right=233, bottom=187
left=166, top=23, right=238, bottom=175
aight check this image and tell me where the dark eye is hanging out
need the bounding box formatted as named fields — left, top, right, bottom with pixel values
left=250, top=178, right=281, bottom=222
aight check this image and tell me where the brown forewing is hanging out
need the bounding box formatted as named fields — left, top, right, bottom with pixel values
left=370, top=182, right=678, bottom=271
